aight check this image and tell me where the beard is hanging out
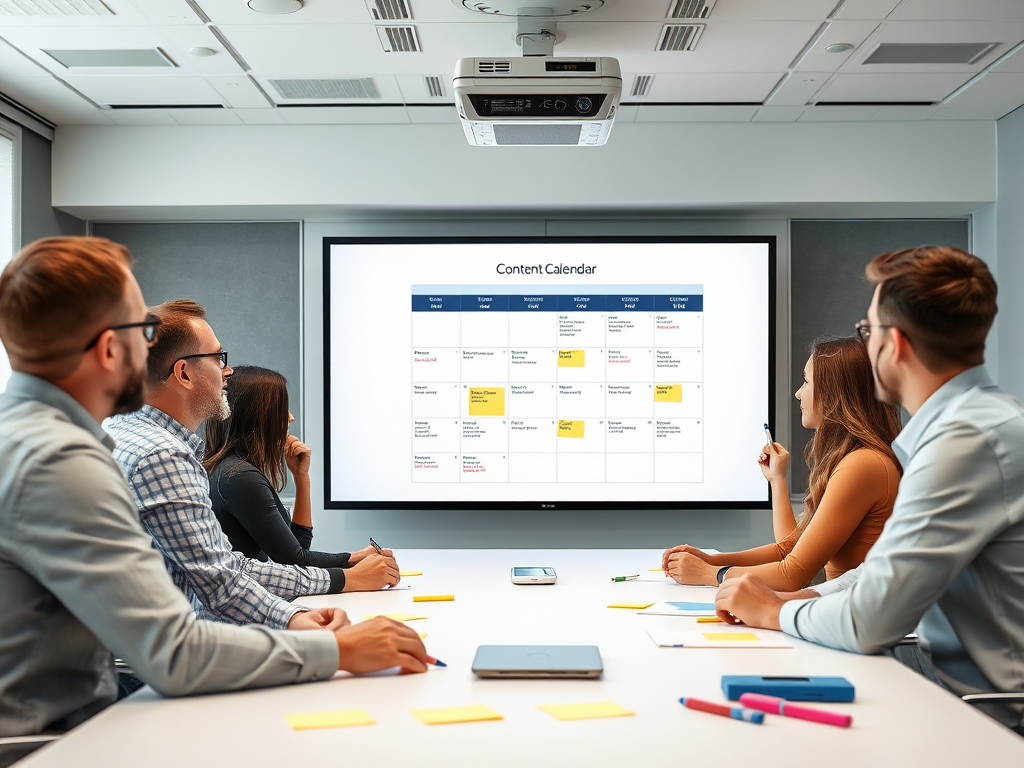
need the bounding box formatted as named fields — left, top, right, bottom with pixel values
left=200, top=386, right=231, bottom=423
left=110, top=347, right=146, bottom=415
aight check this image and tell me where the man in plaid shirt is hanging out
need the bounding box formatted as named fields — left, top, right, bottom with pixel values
left=108, top=299, right=400, bottom=629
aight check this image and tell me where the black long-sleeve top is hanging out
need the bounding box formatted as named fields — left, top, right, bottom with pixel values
left=209, top=453, right=352, bottom=571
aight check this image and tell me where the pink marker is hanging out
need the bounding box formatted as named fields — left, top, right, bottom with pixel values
left=739, top=693, right=852, bottom=728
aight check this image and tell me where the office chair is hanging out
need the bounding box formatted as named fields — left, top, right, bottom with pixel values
left=0, top=734, right=61, bottom=767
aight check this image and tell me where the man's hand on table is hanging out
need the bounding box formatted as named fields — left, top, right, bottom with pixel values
left=288, top=606, right=351, bottom=631
left=334, top=617, right=428, bottom=674
left=343, top=554, right=401, bottom=591
left=715, top=573, right=823, bottom=630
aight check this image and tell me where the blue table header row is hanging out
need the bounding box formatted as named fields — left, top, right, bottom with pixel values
left=411, top=294, right=704, bottom=312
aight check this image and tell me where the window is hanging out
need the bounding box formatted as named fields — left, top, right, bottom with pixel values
left=0, top=121, right=17, bottom=392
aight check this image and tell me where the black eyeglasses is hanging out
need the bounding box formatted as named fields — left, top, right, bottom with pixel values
left=854, top=321, right=897, bottom=343
left=168, top=350, right=228, bottom=379
left=84, top=314, right=162, bottom=351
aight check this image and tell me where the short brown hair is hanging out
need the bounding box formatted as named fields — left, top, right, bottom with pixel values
left=0, top=237, right=133, bottom=377
left=147, top=299, right=206, bottom=384
left=866, top=246, right=997, bottom=371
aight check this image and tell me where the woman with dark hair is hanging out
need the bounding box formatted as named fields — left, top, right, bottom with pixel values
left=662, top=336, right=903, bottom=591
left=204, top=366, right=396, bottom=590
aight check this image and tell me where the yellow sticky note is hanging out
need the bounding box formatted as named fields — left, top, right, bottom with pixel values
left=411, top=705, right=503, bottom=725
left=468, top=387, right=505, bottom=416
left=400, top=570, right=423, bottom=577
left=557, top=420, right=585, bottom=438
left=413, top=595, right=455, bottom=602
left=538, top=701, right=635, bottom=721
left=362, top=612, right=428, bottom=622
left=703, top=632, right=760, bottom=642
left=286, top=709, right=375, bottom=730
left=607, top=602, right=655, bottom=610
left=558, top=349, right=585, bottom=367
left=696, top=617, right=724, bottom=624
left=654, top=384, right=683, bottom=402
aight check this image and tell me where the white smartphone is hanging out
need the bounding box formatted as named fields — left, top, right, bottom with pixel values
left=511, top=566, right=557, bottom=585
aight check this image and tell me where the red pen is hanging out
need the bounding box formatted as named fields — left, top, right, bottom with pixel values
left=679, top=697, right=763, bottom=724
left=739, top=693, right=852, bottom=727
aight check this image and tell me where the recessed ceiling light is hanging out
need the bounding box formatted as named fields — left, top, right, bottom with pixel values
left=824, top=43, right=854, bottom=53
left=247, top=0, right=303, bottom=14
left=189, top=47, right=217, bottom=57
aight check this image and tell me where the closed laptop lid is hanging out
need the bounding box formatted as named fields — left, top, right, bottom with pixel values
left=472, top=645, right=603, bottom=678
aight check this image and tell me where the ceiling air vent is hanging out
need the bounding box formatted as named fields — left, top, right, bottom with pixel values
left=376, top=25, right=421, bottom=53
left=863, top=42, right=996, bottom=66
left=667, top=0, right=716, bottom=19
left=366, top=0, right=411, bottom=19
left=42, top=48, right=175, bottom=67
left=269, top=78, right=379, bottom=99
left=477, top=60, right=512, bottom=73
left=658, top=24, right=704, bottom=52
left=424, top=76, right=444, bottom=97
left=0, top=0, right=112, bottom=15
left=630, top=74, right=654, bottom=97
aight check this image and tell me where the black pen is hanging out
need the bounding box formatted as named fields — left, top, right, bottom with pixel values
left=369, top=537, right=384, bottom=555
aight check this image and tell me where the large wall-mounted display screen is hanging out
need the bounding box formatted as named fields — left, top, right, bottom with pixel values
left=324, top=236, right=775, bottom=510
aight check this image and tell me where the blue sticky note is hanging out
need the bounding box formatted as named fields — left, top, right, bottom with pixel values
left=666, top=601, right=715, bottom=611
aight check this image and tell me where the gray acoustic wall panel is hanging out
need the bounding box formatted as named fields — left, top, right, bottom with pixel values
left=91, top=222, right=303, bottom=433
left=788, top=219, right=969, bottom=498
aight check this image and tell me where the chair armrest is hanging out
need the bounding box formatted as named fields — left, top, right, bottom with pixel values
left=962, top=693, right=1024, bottom=705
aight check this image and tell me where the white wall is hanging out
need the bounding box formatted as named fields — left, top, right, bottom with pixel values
left=51, top=121, right=996, bottom=219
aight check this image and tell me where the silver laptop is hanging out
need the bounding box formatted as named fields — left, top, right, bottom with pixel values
left=471, top=645, right=603, bottom=679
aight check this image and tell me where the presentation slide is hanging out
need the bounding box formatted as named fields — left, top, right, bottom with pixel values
left=324, top=237, right=774, bottom=509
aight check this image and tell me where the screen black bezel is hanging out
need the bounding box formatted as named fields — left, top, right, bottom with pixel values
left=323, top=235, right=776, bottom=511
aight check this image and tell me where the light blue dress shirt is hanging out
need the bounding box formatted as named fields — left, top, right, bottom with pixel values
left=779, top=366, right=1024, bottom=729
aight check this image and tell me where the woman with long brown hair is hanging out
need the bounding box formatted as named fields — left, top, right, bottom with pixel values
left=204, top=365, right=396, bottom=590
left=662, top=336, right=903, bottom=591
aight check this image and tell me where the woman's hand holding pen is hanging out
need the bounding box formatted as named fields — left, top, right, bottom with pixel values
left=284, top=434, right=312, bottom=477
left=666, top=550, right=720, bottom=586
left=348, top=545, right=393, bottom=565
left=757, top=441, right=790, bottom=485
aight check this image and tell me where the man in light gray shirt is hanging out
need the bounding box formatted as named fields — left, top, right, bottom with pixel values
left=716, top=245, right=1024, bottom=732
left=0, top=237, right=427, bottom=739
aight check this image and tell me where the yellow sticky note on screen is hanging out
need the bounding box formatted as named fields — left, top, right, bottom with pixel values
left=558, top=349, right=585, bottom=367
left=400, top=571, right=423, bottom=577
left=703, top=632, right=760, bottom=642
left=286, top=709, right=375, bottom=730
left=413, top=595, right=454, bottom=602
left=608, top=602, right=655, bottom=610
left=538, top=701, right=635, bottom=721
left=411, top=705, right=503, bottom=725
left=468, top=387, right=505, bottom=416
left=557, top=420, right=584, bottom=439
left=654, top=384, right=683, bottom=402
left=362, top=612, right=427, bottom=622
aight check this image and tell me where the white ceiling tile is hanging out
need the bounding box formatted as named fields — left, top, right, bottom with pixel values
left=0, top=39, right=54, bottom=77
left=894, top=1, right=1024, bottom=21
left=766, top=71, right=832, bottom=105
left=933, top=72, right=1024, bottom=119
left=634, top=104, right=758, bottom=121
left=0, top=0, right=150, bottom=26
left=792, top=20, right=883, bottom=71
left=798, top=105, right=879, bottom=119
left=395, top=74, right=449, bottom=103
left=406, top=105, right=458, bottom=124
left=0, top=75, right=112, bottom=124
left=843, top=21, right=1024, bottom=73
left=106, top=108, right=176, bottom=125
left=156, top=25, right=248, bottom=75
left=817, top=72, right=972, bottom=102
left=993, top=43, right=1024, bottom=73
left=833, top=0, right=902, bottom=20
left=206, top=75, right=271, bottom=108
left=254, top=74, right=405, bottom=104
left=868, top=104, right=941, bottom=120
left=168, top=107, right=242, bottom=124
left=193, top=0, right=391, bottom=25
left=633, top=72, right=780, bottom=102
left=702, top=0, right=838, bottom=20
left=234, top=108, right=286, bottom=124
left=63, top=75, right=224, bottom=106
left=276, top=105, right=410, bottom=124
left=124, top=0, right=205, bottom=25
left=613, top=104, right=638, bottom=123
left=752, top=106, right=808, bottom=121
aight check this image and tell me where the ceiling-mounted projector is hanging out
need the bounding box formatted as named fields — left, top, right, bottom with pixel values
left=454, top=56, right=621, bottom=146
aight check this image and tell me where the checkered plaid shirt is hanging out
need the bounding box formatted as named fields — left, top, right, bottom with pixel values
left=106, top=406, right=330, bottom=628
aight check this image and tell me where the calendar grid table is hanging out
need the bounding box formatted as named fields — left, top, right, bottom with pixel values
left=411, top=285, right=704, bottom=485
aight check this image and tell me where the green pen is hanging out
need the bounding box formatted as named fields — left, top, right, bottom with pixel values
left=611, top=574, right=640, bottom=582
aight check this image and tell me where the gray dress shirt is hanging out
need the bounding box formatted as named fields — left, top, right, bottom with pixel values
left=780, top=366, right=1024, bottom=729
left=0, top=373, right=339, bottom=737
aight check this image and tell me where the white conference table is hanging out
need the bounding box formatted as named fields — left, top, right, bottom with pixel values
left=22, top=549, right=1024, bottom=767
